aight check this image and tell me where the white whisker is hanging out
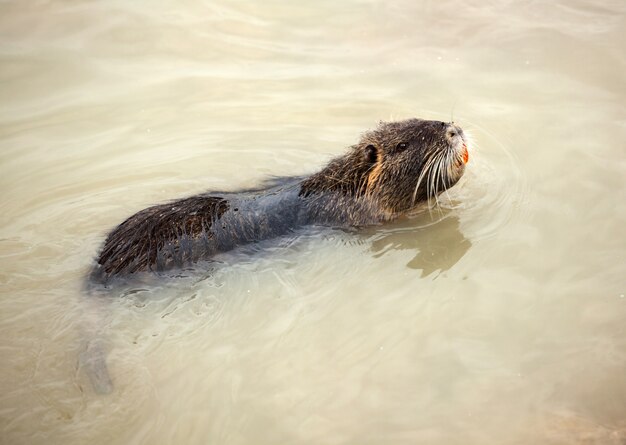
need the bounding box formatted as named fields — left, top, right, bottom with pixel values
left=412, top=152, right=439, bottom=206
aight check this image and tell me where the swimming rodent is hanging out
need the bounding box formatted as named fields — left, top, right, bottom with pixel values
left=82, top=118, right=469, bottom=393
left=92, top=118, right=469, bottom=282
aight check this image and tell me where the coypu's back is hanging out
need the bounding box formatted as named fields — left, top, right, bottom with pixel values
left=92, top=181, right=302, bottom=283
left=96, top=195, right=229, bottom=278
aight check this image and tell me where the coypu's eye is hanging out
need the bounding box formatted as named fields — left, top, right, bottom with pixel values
left=396, top=142, right=408, bottom=152
left=365, top=144, right=378, bottom=164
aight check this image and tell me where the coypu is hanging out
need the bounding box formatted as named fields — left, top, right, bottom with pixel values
left=93, top=118, right=469, bottom=282
left=82, top=118, right=469, bottom=393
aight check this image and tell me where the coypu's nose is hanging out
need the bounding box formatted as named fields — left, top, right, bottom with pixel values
left=445, top=123, right=469, bottom=164
left=445, top=123, right=464, bottom=140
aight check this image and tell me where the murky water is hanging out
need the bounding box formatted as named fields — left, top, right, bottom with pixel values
left=1, top=1, right=625, bottom=444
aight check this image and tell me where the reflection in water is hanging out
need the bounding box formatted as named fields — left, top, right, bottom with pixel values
left=370, top=211, right=471, bottom=277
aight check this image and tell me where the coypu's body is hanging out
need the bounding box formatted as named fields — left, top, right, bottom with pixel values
left=93, top=118, right=469, bottom=282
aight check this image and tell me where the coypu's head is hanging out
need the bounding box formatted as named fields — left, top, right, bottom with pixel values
left=361, top=118, right=468, bottom=213
left=301, top=118, right=469, bottom=216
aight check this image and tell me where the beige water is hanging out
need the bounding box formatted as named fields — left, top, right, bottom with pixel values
left=1, top=1, right=625, bottom=444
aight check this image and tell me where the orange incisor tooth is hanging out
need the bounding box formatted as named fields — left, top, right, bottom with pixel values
left=462, top=144, right=469, bottom=164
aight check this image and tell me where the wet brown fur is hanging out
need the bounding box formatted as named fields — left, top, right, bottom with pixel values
left=97, top=196, right=229, bottom=277
left=94, top=118, right=466, bottom=281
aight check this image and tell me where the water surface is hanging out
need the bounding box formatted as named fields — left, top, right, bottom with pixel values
left=1, top=1, right=625, bottom=444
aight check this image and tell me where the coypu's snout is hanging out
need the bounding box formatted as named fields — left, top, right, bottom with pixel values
left=405, top=119, right=468, bottom=208
left=445, top=123, right=469, bottom=166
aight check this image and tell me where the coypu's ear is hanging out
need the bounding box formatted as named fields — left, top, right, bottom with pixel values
left=365, top=144, right=378, bottom=164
